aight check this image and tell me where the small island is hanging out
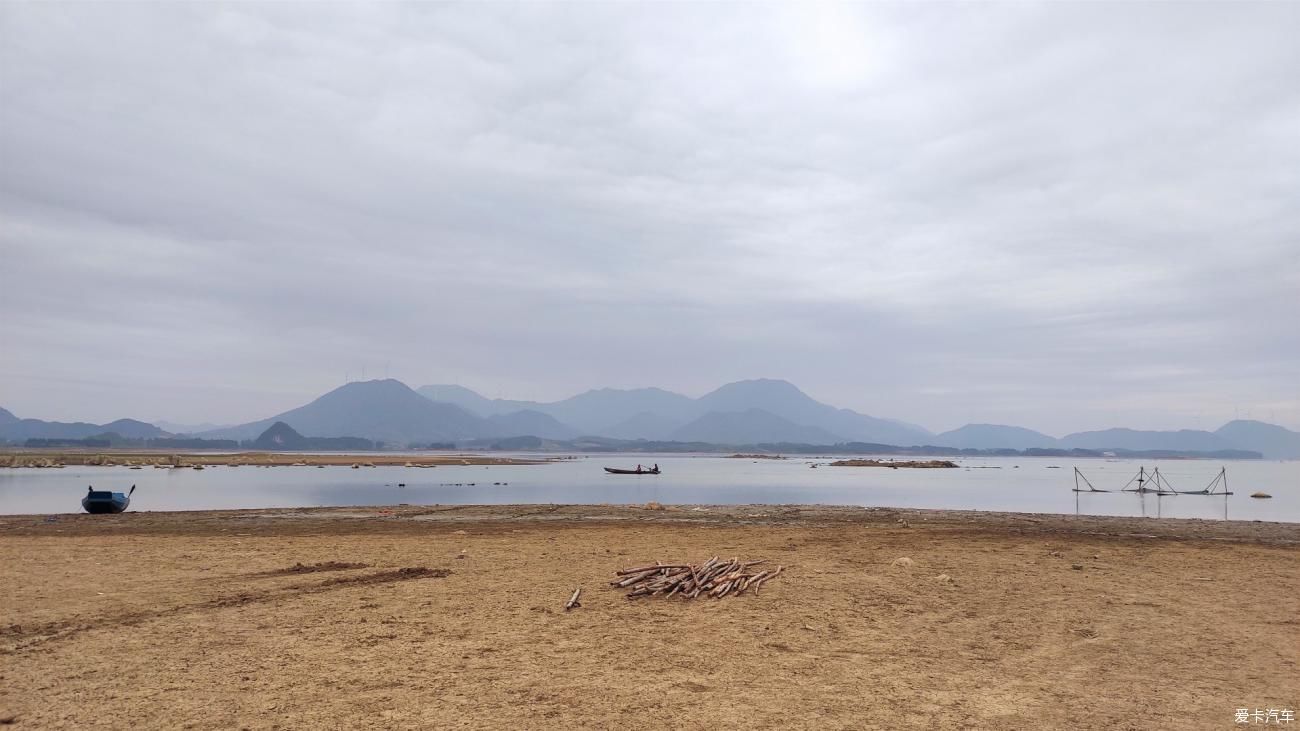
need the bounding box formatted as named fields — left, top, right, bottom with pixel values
left=830, top=459, right=958, bottom=469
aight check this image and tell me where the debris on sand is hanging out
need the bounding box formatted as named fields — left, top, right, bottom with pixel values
left=565, top=587, right=582, bottom=610
left=830, top=459, right=958, bottom=469
left=260, top=561, right=369, bottom=576
left=612, top=557, right=782, bottom=600
left=890, top=557, right=914, bottom=569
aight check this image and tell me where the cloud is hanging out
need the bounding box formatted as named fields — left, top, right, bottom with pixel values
left=1, top=2, right=1297, bottom=432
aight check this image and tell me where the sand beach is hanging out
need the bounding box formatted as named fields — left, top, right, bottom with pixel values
left=1, top=504, right=1296, bottom=729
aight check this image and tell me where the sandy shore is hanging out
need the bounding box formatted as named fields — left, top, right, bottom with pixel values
left=0, top=450, right=549, bottom=468
left=2, top=505, right=1296, bottom=729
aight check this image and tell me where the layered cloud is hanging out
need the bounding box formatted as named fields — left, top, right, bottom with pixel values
left=1, top=3, right=1297, bottom=431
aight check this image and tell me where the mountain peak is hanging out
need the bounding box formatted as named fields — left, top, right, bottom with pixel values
left=1218, top=419, right=1292, bottom=432
left=332, top=378, right=412, bottom=394
left=253, top=421, right=302, bottom=448
left=935, top=424, right=1058, bottom=450
left=705, top=378, right=803, bottom=396
left=1216, top=419, right=1300, bottom=459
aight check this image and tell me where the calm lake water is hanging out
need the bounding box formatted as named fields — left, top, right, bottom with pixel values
left=1, top=454, right=1296, bottom=522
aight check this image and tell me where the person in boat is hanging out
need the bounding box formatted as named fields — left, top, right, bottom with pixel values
left=652, top=463, right=659, bottom=473
left=636, top=464, right=643, bottom=473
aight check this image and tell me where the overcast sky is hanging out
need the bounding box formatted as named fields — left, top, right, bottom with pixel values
left=1, top=2, right=1297, bottom=435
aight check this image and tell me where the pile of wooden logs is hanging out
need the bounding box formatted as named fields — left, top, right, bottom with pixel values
left=611, top=557, right=782, bottom=600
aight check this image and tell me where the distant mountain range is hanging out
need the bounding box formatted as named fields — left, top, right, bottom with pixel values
left=196, top=380, right=491, bottom=443
left=416, top=377, right=929, bottom=446
left=3, top=380, right=1299, bottom=459
left=928, top=420, right=1300, bottom=459
left=0, top=411, right=165, bottom=443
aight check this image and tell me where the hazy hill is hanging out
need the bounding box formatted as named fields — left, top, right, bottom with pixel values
left=418, top=384, right=696, bottom=434
left=250, top=421, right=373, bottom=451
left=934, top=424, right=1059, bottom=450
left=695, top=379, right=931, bottom=445
left=544, top=387, right=698, bottom=434
left=1216, top=420, right=1300, bottom=459
left=0, top=413, right=165, bottom=442
left=98, top=419, right=167, bottom=439
left=486, top=410, right=579, bottom=440
left=1059, top=428, right=1235, bottom=452
left=3, top=418, right=100, bottom=441
left=204, top=379, right=492, bottom=443
left=601, top=411, right=686, bottom=440
left=251, top=421, right=310, bottom=449
left=671, top=408, right=844, bottom=445
left=152, top=420, right=233, bottom=435
left=0, top=407, right=17, bottom=426
left=415, top=385, right=538, bottom=417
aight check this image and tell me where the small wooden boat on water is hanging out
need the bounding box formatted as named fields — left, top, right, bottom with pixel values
left=82, top=485, right=134, bottom=514
left=604, top=466, right=660, bottom=475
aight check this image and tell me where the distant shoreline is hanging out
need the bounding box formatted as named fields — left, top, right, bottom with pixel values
left=0, top=450, right=549, bottom=468
left=0, top=445, right=1272, bottom=469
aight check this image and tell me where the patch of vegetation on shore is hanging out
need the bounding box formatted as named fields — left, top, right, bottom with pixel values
left=830, top=459, right=958, bottom=468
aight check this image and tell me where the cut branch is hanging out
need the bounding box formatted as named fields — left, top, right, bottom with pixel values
left=565, top=587, right=582, bottom=611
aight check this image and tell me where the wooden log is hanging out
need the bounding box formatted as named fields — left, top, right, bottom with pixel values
left=744, top=570, right=769, bottom=594
left=701, top=562, right=733, bottom=584
left=612, top=568, right=660, bottom=587
left=617, top=564, right=690, bottom=576
left=565, top=587, right=582, bottom=610
left=713, top=570, right=744, bottom=586
left=646, top=571, right=689, bottom=591
left=752, top=565, right=783, bottom=593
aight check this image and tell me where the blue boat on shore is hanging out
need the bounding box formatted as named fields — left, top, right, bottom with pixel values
left=82, top=485, right=134, bottom=514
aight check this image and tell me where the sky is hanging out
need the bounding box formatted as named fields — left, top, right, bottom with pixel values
left=1, top=2, right=1298, bottom=435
